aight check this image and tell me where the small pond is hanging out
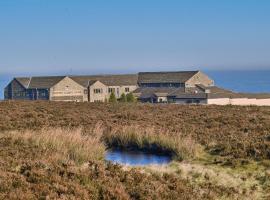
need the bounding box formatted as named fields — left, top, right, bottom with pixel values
left=105, top=149, right=172, bottom=166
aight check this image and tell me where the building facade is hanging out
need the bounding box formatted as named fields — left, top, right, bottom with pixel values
left=4, top=70, right=270, bottom=106
left=4, top=74, right=138, bottom=102
left=134, top=71, right=270, bottom=106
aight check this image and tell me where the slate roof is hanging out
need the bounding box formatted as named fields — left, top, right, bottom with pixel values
left=138, top=71, right=199, bottom=84
left=133, top=87, right=179, bottom=99
left=70, top=74, right=138, bottom=87
left=27, top=76, right=66, bottom=89
left=134, top=85, right=250, bottom=100
left=15, top=78, right=31, bottom=88
left=13, top=74, right=138, bottom=89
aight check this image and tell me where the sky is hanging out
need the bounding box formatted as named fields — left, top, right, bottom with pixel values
left=0, top=0, right=270, bottom=77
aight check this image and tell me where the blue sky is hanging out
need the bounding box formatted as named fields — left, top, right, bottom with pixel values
left=0, top=0, right=270, bottom=76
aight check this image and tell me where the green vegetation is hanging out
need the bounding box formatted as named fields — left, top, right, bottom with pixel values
left=119, top=93, right=127, bottom=102
left=108, top=92, right=117, bottom=103
left=126, top=92, right=136, bottom=102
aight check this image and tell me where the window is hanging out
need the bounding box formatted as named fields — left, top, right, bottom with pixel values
left=125, top=87, right=129, bottom=92
left=94, top=100, right=102, bottom=102
left=108, top=88, right=115, bottom=93
left=16, top=91, right=26, bottom=97
left=195, top=99, right=200, bottom=104
left=40, top=92, right=46, bottom=97
left=84, top=89, right=88, bottom=94
left=186, top=99, right=192, bottom=104
left=94, top=88, right=103, bottom=94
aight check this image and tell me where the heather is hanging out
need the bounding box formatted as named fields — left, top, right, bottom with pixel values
left=0, top=101, right=270, bottom=199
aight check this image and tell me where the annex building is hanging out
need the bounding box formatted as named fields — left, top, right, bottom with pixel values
left=4, top=70, right=270, bottom=106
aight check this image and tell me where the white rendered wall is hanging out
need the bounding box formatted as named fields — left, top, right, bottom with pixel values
left=207, top=98, right=270, bottom=106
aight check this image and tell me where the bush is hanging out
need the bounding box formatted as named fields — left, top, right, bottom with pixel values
left=126, top=93, right=135, bottom=102
left=119, top=93, right=127, bottom=102
left=109, top=92, right=117, bottom=103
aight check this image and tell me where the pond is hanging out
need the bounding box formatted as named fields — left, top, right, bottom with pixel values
left=105, top=149, right=172, bottom=166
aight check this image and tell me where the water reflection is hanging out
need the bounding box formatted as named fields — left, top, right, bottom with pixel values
left=106, top=149, right=172, bottom=166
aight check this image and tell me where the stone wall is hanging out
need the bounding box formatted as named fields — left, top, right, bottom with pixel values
left=185, top=71, right=214, bottom=87
left=50, top=77, right=85, bottom=102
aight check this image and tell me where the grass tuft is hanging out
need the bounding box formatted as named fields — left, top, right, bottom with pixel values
left=6, top=127, right=105, bottom=164
left=103, top=126, right=202, bottom=161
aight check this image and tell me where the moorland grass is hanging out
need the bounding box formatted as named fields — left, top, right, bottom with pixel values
left=103, top=125, right=203, bottom=161
left=5, top=127, right=105, bottom=164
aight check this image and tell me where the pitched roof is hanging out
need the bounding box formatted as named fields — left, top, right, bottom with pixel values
left=70, top=74, right=138, bottom=87
left=133, top=87, right=180, bottom=99
left=14, top=76, right=66, bottom=89
left=134, top=85, right=247, bottom=100
left=138, top=71, right=199, bottom=84
left=12, top=74, right=138, bottom=89
left=15, top=77, right=31, bottom=88
left=28, top=76, right=66, bottom=89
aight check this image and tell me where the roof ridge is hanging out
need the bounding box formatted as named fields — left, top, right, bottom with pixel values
left=27, top=77, right=32, bottom=88
left=138, top=70, right=199, bottom=74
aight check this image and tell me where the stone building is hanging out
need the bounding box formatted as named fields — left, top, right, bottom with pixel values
left=4, top=74, right=138, bottom=102
left=134, top=71, right=270, bottom=106
left=4, top=70, right=270, bottom=106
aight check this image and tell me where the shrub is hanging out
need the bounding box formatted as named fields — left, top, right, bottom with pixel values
left=119, top=93, right=127, bottom=102
left=126, top=93, right=135, bottom=102
left=109, top=92, right=117, bottom=103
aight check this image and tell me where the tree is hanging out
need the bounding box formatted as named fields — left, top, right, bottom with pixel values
left=119, top=93, right=127, bottom=102
left=126, top=92, right=136, bottom=102
left=109, top=92, right=117, bottom=103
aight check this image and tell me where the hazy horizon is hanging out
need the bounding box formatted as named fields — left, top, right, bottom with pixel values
left=1, top=0, right=270, bottom=75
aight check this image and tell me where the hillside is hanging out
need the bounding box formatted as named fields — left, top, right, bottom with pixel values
left=0, top=101, right=270, bottom=199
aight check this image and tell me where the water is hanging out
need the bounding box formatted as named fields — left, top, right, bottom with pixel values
left=105, top=149, right=172, bottom=166
left=1, top=70, right=270, bottom=100
left=206, top=70, right=270, bottom=93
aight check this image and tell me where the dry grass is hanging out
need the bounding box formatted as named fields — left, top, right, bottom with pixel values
left=0, top=101, right=270, bottom=199
left=1, top=101, right=270, bottom=160
left=0, top=129, right=231, bottom=200
left=141, top=161, right=268, bottom=200
left=104, top=125, right=202, bottom=160
left=5, top=127, right=105, bottom=164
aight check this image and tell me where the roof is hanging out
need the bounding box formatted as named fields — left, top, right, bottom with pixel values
left=70, top=74, right=138, bottom=87
left=138, top=71, right=199, bottom=84
left=12, top=74, right=138, bottom=89
left=14, top=76, right=65, bottom=89
left=27, top=76, right=66, bottom=89
left=134, top=85, right=249, bottom=100
left=15, top=77, right=31, bottom=88
left=133, top=87, right=180, bottom=99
